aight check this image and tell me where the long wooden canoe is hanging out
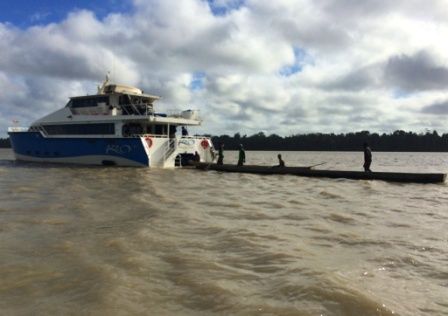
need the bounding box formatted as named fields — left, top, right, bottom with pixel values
left=193, top=163, right=446, bottom=184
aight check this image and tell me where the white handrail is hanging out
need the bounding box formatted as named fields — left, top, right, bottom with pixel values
left=7, top=127, right=28, bottom=132
left=162, top=138, right=177, bottom=166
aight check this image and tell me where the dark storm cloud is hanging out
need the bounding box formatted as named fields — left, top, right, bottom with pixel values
left=384, top=51, right=448, bottom=92
left=321, top=67, right=377, bottom=91
left=281, top=105, right=308, bottom=126
left=421, top=100, right=448, bottom=115
left=227, top=107, right=251, bottom=121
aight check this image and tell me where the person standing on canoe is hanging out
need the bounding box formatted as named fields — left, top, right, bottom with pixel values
left=363, top=142, right=372, bottom=172
left=237, top=144, right=245, bottom=166
left=217, top=143, right=224, bottom=165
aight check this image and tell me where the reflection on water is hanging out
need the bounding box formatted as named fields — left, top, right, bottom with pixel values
left=0, top=149, right=447, bottom=315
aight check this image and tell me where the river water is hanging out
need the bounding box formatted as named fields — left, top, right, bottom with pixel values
left=0, top=148, right=447, bottom=316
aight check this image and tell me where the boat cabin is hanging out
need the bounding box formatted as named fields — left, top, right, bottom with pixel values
left=30, top=80, right=201, bottom=139
left=67, top=83, right=160, bottom=116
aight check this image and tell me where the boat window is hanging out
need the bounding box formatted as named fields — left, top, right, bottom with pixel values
left=119, top=95, right=130, bottom=105
left=43, top=123, right=115, bottom=135
left=119, top=95, right=147, bottom=105
left=154, top=124, right=167, bottom=135
left=71, top=96, right=109, bottom=108
left=122, top=123, right=144, bottom=136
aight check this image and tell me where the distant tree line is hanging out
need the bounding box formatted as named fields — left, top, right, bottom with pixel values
left=211, top=130, right=448, bottom=152
left=1, top=130, right=447, bottom=151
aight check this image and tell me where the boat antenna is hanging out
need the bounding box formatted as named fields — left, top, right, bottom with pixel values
left=97, top=72, right=110, bottom=94
left=112, top=55, right=115, bottom=82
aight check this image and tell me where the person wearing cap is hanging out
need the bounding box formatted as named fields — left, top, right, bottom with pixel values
left=237, top=144, right=245, bottom=166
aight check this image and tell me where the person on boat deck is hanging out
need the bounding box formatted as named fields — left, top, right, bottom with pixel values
left=276, top=154, right=285, bottom=167
left=237, top=144, right=245, bottom=166
left=194, top=151, right=200, bottom=162
left=181, top=126, right=188, bottom=137
left=217, top=143, right=224, bottom=165
left=363, top=142, right=372, bottom=172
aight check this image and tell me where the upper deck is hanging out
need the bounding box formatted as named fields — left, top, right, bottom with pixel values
left=26, top=78, right=202, bottom=127
left=67, top=80, right=161, bottom=117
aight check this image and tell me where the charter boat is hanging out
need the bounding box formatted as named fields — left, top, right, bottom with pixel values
left=8, top=76, right=215, bottom=167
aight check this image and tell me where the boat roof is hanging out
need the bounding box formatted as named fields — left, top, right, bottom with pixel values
left=69, top=91, right=160, bottom=101
left=95, top=76, right=161, bottom=100
left=71, top=85, right=160, bottom=101
left=101, top=84, right=161, bottom=100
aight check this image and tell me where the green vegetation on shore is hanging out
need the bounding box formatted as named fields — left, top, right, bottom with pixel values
left=211, top=130, right=448, bottom=152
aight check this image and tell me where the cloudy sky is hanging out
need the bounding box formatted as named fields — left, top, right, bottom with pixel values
left=1, top=0, right=448, bottom=137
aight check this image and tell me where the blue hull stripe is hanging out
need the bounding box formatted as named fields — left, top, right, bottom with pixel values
left=8, top=132, right=149, bottom=166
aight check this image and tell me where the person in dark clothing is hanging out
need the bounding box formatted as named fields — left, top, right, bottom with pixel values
left=181, top=126, right=188, bottom=136
left=363, top=142, right=372, bottom=172
left=237, top=144, right=245, bottom=166
left=194, top=151, right=200, bottom=162
left=277, top=154, right=285, bottom=167
left=217, top=144, right=224, bottom=165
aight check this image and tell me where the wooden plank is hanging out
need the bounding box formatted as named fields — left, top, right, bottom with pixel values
left=193, top=163, right=447, bottom=184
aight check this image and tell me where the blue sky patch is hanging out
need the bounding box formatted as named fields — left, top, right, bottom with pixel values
left=206, top=0, right=245, bottom=16
left=279, top=47, right=309, bottom=77
left=0, top=0, right=133, bottom=28
left=279, top=64, right=303, bottom=77
left=190, top=72, right=206, bottom=91
left=392, top=88, right=412, bottom=99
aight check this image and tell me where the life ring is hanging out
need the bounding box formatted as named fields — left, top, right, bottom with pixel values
left=145, top=137, right=153, bottom=148
left=200, top=139, right=209, bottom=149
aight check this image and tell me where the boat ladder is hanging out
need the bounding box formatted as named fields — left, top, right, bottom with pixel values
left=162, top=138, right=177, bottom=167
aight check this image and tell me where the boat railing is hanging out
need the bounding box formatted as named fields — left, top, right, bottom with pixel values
left=9, top=125, right=49, bottom=136
left=128, top=134, right=209, bottom=141
left=162, top=109, right=183, bottom=117
left=71, top=103, right=154, bottom=116
left=140, top=134, right=210, bottom=140
left=164, top=109, right=201, bottom=120
left=118, top=103, right=154, bottom=116
left=160, top=138, right=177, bottom=167
left=30, top=125, right=49, bottom=136
left=7, top=127, right=28, bottom=132
left=70, top=105, right=199, bottom=120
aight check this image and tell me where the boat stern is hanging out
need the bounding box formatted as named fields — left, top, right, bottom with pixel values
left=141, top=135, right=215, bottom=168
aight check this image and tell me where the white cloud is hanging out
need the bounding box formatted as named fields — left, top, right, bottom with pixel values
left=1, top=0, right=448, bottom=137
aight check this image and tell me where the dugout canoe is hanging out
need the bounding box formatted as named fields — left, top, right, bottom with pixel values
left=193, top=163, right=446, bottom=184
